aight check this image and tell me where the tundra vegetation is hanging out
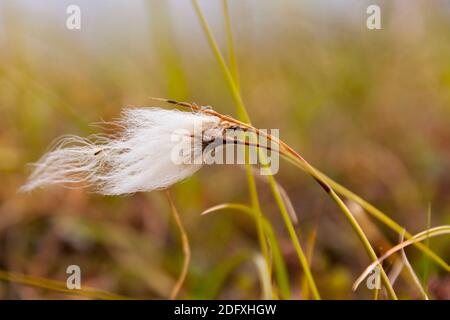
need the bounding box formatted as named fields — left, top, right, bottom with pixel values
left=0, top=0, right=449, bottom=299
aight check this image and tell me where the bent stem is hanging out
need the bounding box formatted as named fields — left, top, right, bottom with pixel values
left=283, top=146, right=397, bottom=298
left=157, top=95, right=448, bottom=297
left=314, top=170, right=450, bottom=272
left=207, top=117, right=398, bottom=297
left=275, top=146, right=400, bottom=297
left=275, top=145, right=450, bottom=272
left=214, top=118, right=398, bottom=297
left=188, top=5, right=447, bottom=274
left=166, top=190, right=191, bottom=300
left=192, top=0, right=320, bottom=300
left=327, top=189, right=397, bottom=299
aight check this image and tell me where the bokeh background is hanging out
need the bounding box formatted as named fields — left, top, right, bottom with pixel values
left=0, top=0, right=449, bottom=299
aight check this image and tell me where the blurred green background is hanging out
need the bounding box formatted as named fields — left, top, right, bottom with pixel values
left=0, top=0, right=449, bottom=299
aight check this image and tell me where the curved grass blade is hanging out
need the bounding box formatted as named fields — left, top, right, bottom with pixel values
left=201, top=203, right=291, bottom=299
left=399, top=232, right=429, bottom=300
left=166, top=190, right=191, bottom=300
left=0, top=269, right=128, bottom=300
left=353, top=226, right=450, bottom=291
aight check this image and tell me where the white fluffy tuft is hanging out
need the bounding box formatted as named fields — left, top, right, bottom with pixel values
left=21, top=108, right=222, bottom=195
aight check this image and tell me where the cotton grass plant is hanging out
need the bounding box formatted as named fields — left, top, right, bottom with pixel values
left=21, top=101, right=280, bottom=195
left=17, top=0, right=450, bottom=300
left=21, top=95, right=450, bottom=299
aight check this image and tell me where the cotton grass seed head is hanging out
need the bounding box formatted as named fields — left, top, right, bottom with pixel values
left=21, top=107, right=224, bottom=195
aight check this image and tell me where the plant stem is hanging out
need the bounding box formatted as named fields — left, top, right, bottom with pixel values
left=222, top=0, right=240, bottom=90
left=328, top=189, right=398, bottom=300
left=166, top=191, right=191, bottom=300
left=245, top=164, right=271, bottom=273
left=279, top=150, right=450, bottom=272
left=314, top=169, right=450, bottom=272
left=220, top=0, right=271, bottom=278
left=266, top=174, right=321, bottom=299
left=0, top=269, right=127, bottom=300
left=192, top=0, right=320, bottom=299
left=277, top=148, right=399, bottom=298
left=192, top=0, right=249, bottom=121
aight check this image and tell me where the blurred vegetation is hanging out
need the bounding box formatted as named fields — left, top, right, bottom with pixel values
left=0, top=0, right=449, bottom=299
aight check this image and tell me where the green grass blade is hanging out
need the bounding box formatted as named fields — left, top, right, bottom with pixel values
left=192, top=0, right=320, bottom=299
left=201, top=203, right=291, bottom=299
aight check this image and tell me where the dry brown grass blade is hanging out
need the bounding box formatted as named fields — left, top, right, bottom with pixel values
left=300, top=225, right=318, bottom=299
left=275, top=183, right=298, bottom=225
left=247, top=167, right=299, bottom=226
left=165, top=190, right=191, bottom=300
left=0, top=269, right=128, bottom=299
left=399, top=232, right=429, bottom=300
left=388, top=259, right=404, bottom=287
